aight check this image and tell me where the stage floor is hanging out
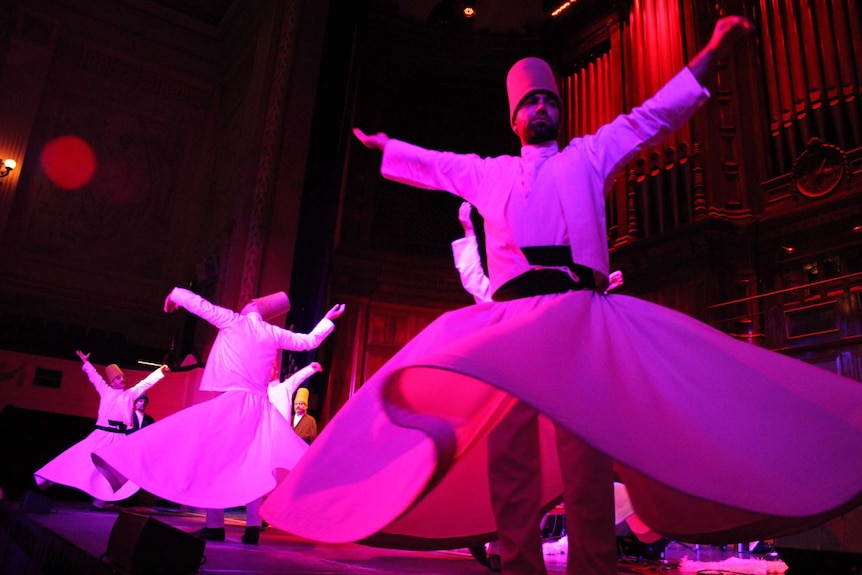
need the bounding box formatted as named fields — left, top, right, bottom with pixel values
left=0, top=498, right=770, bottom=575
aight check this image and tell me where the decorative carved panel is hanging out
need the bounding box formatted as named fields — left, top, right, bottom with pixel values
left=784, top=300, right=841, bottom=340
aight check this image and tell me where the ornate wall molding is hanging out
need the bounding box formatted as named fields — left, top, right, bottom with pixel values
left=238, top=1, right=300, bottom=305
left=55, top=37, right=212, bottom=109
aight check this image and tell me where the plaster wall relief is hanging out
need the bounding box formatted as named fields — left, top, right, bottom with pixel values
left=238, top=1, right=301, bottom=305
left=0, top=10, right=59, bottom=237
left=0, top=12, right=219, bottom=350
left=21, top=90, right=180, bottom=274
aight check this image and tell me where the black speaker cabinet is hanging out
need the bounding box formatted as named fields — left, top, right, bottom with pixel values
left=106, top=511, right=205, bottom=575
left=775, top=507, right=862, bottom=575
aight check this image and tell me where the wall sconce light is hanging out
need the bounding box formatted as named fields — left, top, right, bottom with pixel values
left=0, top=158, right=17, bottom=177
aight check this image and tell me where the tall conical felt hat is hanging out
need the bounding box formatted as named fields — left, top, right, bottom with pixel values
left=105, top=364, right=124, bottom=383
left=506, top=57, right=561, bottom=124
left=253, top=291, right=290, bottom=320
left=294, top=387, right=309, bottom=405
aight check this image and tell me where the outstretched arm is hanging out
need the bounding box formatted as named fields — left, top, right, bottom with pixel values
left=163, top=287, right=238, bottom=329
left=128, top=364, right=170, bottom=396
left=272, top=306, right=345, bottom=352
left=686, top=15, right=755, bottom=86
left=283, top=362, right=323, bottom=398
left=587, top=17, right=753, bottom=183
left=355, top=127, right=486, bottom=205
left=268, top=362, right=323, bottom=421
left=77, top=350, right=109, bottom=391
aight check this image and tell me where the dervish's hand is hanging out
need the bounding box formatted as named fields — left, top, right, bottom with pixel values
left=76, top=350, right=90, bottom=363
left=160, top=364, right=171, bottom=374
left=606, top=270, right=624, bottom=292
left=687, top=15, right=755, bottom=84
left=325, top=303, right=346, bottom=321
left=458, top=202, right=475, bottom=236
left=310, top=362, right=323, bottom=372
left=353, top=128, right=390, bottom=150
left=164, top=291, right=179, bottom=313
left=707, top=15, right=755, bottom=60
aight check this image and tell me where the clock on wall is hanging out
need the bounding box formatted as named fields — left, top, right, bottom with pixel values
left=792, top=138, right=848, bottom=198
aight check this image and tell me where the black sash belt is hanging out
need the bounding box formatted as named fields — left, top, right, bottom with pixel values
left=96, top=420, right=128, bottom=434
left=492, top=246, right=603, bottom=302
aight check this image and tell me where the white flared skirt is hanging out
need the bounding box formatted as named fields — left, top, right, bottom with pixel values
left=93, top=390, right=308, bottom=508
left=260, top=291, right=862, bottom=548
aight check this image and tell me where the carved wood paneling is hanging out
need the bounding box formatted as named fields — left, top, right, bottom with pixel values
left=783, top=299, right=842, bottom=340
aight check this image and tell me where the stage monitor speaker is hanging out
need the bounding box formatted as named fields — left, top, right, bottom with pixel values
left=106, top=511, right=205, bottom=575
left=20, top=490, right=55, bottom=514
left=775, top=507, right=862, bottom=575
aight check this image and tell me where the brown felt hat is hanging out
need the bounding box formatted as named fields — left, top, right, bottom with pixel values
left=506, top=57, right=561, bottom=124
left=105, top=364, right=123, bottom=383
left=252, top=291, right=290, bottom=320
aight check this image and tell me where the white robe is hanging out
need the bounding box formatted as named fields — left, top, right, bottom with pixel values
left=92, top=288, right=334, bottom=508
left=260, top=68, right=862, bottom=549
left=34, top=363, right=165, bottom=501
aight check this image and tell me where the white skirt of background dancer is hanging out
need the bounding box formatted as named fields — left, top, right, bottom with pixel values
left=260, top=289, right=862, bottom=549
left=35, top=428, right=141, bottom=502
left=35, top=362, right=166, bottom=502
left=93, top=388, right=308, bottom=509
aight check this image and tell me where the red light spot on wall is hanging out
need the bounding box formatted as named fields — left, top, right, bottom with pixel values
left=40, top=135, right=97, bottom=190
